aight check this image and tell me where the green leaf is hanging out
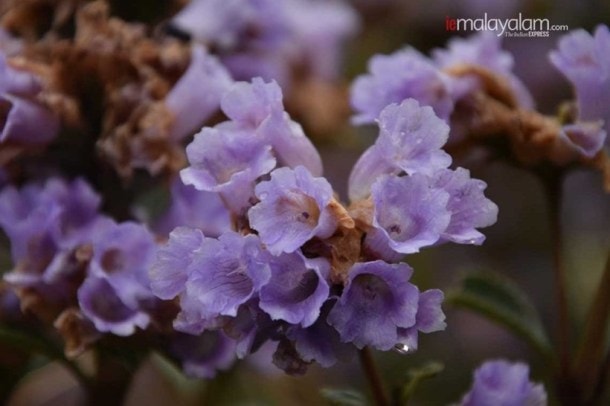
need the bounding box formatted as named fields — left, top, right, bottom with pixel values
left=574, top=253, right=610, bottom=402
left=320, top=388, right=367, bottom=406
left=446, top=271, right=553, bottom=360
left=399, top=362, right=444, bottom=404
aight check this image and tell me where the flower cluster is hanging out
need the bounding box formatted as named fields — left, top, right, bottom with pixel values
left=351, top=30, right=608, bottom=164
left=0, top=178, right=159, bottom=354
left=150, top=78, right=498, bottom=375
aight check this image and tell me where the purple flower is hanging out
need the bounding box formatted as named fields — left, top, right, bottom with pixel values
left=259, top=254, right=330, bottom=327
left=150, top=227, right=205, bottom=301
left=550, top=25, right=610, bottom=136
left=180, top=126, right=277, bottom=212
left=154, top=178, right=232, bottom=237
left=351, top=48, right=454, bottom=125
left=78, top=275, right=150, bottom=336
left=369, top=174, right=451, bottom=255
left=169, top=331, right=236, bottom=379
left=328, top=260, right=419, bottom=350
left=376, top=100, right=452, bottom=175
left=459, top=360, right=547, bottom=406
left=87, top=220, right=157, bottom=308
left=220, top=78, right=323, bottom=176
left=0, top=52, right=60, bottom=144
left=248, top=166, right=338, bottom=255
left=432, top=168, right=499, bottom=245
left=183, top=232, right=271, bottom=320
left=348, top=99, right=452, bottom=201
left=560, top=121, right=607, bottom=158
left=396, top=289, right=446, bottom=353
left=0, top=178, right=101, bottom=286
left=166, top=46, right=233, bottom=140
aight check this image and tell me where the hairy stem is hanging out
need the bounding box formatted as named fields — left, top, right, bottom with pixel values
left=359, top=347, right=389, bottom=406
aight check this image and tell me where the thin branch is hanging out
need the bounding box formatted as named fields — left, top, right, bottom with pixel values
left=359, top=347, right=389, bottom=406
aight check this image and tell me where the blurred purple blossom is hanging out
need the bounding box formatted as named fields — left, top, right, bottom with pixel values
left=459, top=360, right=547, bottom=406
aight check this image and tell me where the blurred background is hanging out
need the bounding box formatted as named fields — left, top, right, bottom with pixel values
left=1, top=0, right=609, bottom=404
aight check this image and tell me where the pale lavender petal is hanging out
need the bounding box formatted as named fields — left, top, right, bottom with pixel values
left=184, top=232, right=270, bottom=319
left=220, top=78, right=283, bottom=127
left=348, top=145, right=398, bottom=202
left=432, top=168, right=498, bottom=245
left=371, top=174, right=451, bottom=254
left=166, top=47, right=234, bottom=140
left=249, top=166, right=336, bottom=255
left=376, top=99, right=452, bottom=176
left=150, top=227, right=205, bottom=300
left=257, top=111, right=323, bottom=176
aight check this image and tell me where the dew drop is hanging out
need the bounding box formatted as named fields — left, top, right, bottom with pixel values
left=393, top=343, right=410, bottom=355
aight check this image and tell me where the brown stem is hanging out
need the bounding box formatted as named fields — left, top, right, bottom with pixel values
left=543, top=171, right=579, bottom=405
left=359, top=347, right=389, bottom=406
left=87, top=350, right=133, bottom=406
left=544, top=172, right=570, bottom=373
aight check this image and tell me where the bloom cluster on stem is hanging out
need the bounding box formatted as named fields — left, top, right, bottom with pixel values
left=150, top=77, right=498, bottom=375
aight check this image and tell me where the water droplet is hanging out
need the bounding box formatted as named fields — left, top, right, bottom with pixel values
left=393, top=343, right=410, bottom=355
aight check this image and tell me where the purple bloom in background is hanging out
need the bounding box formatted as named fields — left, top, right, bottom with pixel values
left=283, top=0, right=359, bottom=81
left=560, top=121, right=607, bottom=158
left=328, top=261, right=419, bottom=350
left=78, top=274, right=150, bottom=336
left=396, top=289, right=446, bottom=353
left=550, top=25, right=610, bottom=139
left=0, top=52, right=60, bottom=144
left=432, top=168, right=499, bottom=245
left=171, top=0, right=358, bottom=87
left=249, top=166, right=337, bottom=255
left=459, top=360, right=547, bottom=406
left=369, top=174, right=451, bottom=255
left=169, top=331, right=236, bottom=379
left=86, top=219, right=157, bottom=309
left=432, top=32, right=534, bottom=108
left=0, top=178, right=101, bottom=288
left=166, top=46, right=234, bottom=140
left=259, top=254, right=330, bottom=327
left=348, top=99, right=451, bottom=201
left=351, top=48, right=454, bottom=125
left=154, top=178, right=232, bottom=237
